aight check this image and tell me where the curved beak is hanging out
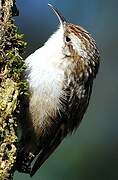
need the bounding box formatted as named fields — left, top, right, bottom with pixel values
left=48, top=4, right=66, bottom=26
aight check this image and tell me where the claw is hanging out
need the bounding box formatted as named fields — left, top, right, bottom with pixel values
left=16, top=152, right=35, bottom=174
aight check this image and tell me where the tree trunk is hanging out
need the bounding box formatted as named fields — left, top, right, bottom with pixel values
left=0, top=0, right=28, bottom=179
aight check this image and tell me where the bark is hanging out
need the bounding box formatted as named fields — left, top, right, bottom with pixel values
left=0, top=0, right=28, bottom=179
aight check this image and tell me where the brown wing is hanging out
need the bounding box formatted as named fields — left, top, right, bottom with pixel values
left=60, top=76, right=93, bottom=133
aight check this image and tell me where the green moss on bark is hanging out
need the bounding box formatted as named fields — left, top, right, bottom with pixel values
left=0, top=0, right=28, bottom=179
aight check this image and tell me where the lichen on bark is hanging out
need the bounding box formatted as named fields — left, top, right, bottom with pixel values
left=0, top=0, right=28, bottom=179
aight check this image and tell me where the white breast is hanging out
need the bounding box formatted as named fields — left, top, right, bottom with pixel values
left=25, top=26, right=67, bottom=129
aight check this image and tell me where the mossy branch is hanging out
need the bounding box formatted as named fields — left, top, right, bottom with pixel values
left=0, top=0, right=28, bottom=179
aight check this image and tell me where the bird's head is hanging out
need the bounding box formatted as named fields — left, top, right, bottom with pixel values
left=48, top=4, right=100, bottom=79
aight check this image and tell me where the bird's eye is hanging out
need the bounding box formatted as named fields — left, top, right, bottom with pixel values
left=65, top=36, right=71, bottom=43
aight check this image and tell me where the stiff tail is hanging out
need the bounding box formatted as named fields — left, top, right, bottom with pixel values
left=30, top=126, right=63, bottom=176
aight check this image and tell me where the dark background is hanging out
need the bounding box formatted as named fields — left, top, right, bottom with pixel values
left=14, top=0, right=118, bottom=180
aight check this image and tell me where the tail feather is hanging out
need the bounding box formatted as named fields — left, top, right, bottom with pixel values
left=30, top=126, right=63, bottom=176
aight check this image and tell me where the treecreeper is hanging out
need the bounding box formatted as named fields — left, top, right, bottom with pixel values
left=16, top=4, right=100, bottom=176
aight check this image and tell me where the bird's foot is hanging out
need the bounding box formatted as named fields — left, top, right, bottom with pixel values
left=16, top=152, right=35, bottom=174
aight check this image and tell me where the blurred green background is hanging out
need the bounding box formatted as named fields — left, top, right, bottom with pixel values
left=14, top=0, right=118, bottom=180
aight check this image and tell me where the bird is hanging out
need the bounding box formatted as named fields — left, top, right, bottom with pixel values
left=16, top=4, right=100, bottom=177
